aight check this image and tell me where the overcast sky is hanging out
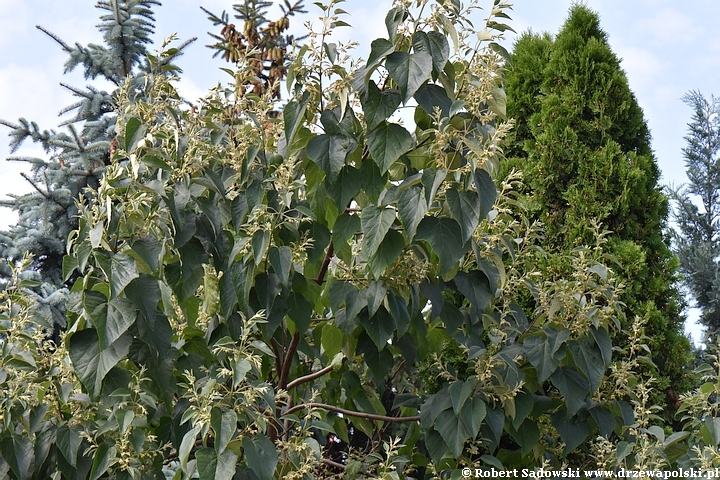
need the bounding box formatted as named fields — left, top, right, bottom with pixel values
left=1, top=0, right=718, bottom=342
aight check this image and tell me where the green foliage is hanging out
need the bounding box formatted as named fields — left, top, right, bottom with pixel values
left=0, top=0, right=194, bottom=328
left=0, top=0, right=715, bottom=478
left=671, top=91, right=720, bottom=338
left=504, top=5, right=692, bottom=415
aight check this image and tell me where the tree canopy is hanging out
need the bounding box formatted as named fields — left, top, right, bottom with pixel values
left=2, top=1, right=720, bottom=478
left=672, top=91, right=720, bottom=339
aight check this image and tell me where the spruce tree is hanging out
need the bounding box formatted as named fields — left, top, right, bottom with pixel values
left=505, top=5, right=691, bottom=409
left=672, top=91, right=720, bottom=337
left=0, top=0, right=192, bottom=328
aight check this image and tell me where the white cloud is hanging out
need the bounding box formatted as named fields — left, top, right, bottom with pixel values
left=0, top=0, right=31, bottom=48
left=617, top=46, right=664, bottom=84
left=635, top=7, right=697, bottom=47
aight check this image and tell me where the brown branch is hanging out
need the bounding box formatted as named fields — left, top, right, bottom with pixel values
left=278, top=332, right=300, bottom=389
left=314, top=242, right=334, bottom=285
left=322, top=458, right=347, bottom=470
left=389, top=359, right=406, bottom=383
left=286, top=363, right=337, bottom=390
left=20, top=172, right=50, bottom=199
left=270, top=338, right=283, bottom=380
left=282, top=395, right=295, bottom=443
left=284, top=402, right=420, bottom=423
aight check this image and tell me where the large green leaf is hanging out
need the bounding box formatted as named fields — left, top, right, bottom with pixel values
left=511, top=391, right=535, bottom=430
left=415, top=217, right=465, bottom=273
left=473, top=168, right=497, bottom=220
left=89, top=442, right=116, bottom=480
left=398, top=185, right=427, bottom=241
left=97, top=297, right=137, bottom=351
left=424, top=429, right=450, bottom=464
left=69, top=329, right=132, bottom=398
left=368, top=228, right=405, bottom=278
left=125, top=274, right=160, bottom=328
left=551, top=410, right=591, bottom=454
left=251, top=229, right=271, bottom=266
left=287, top=292, right=312, bottom=332
left=332, top=213, right=361, bottom=262
left=330, top=165, right=362, bottom=209
left=385, top=7, right=406, bottom=41
left=589, top=406, right=617, bottom=438
left=319, top=107, right=356, bottom=137
left=359, top=157, right=387, bottom=201
left=269, top=246, right=293, bottom=287
left=590, top=325, right=612, bottom=367
left=366, top=280, right=387, bottom=317
left=230, top=260, right=254, bottom=312
left=550, top=367, right=590, bottom=417
left=283, top=95, right=308, bottom=145
left=454, top=271, right=492, bottom=313
left=307, top=133, right=357, bottom=181
left=385, top=51, right=433, bottom=103
left=131, top=236, right=163, bottom=272
left=242, top=435, right=278, bottom=479
left=510, top=418, right=540, bottom=456
left=211, top=408, right=237, bottom=455
left=414, top=83, right=453, bottom=119
left=321, top=323, right=344, bottom=359
left=332, top=213, right=361, bottom=246
left=103, top=253, right=139, bottom=300
left=361, top=306, right=396, bottom=350
left=420, top=168, right=447, bottom=205
left=136, top=308, right=172, bottom=356
left=123, top=116, right=146, bottom=153
left=568, top=339, right=605, bottom=391
left=412, top=31, right=450, bottom=73
left=0, top=435, right=33, bottom=480
left=448, top=380, right=473, bottom=416
left=360, top=81, right=402, bottom=130
left=352, top=38, right=395, bottom=92
left=360, top=206, right=396, bottom=260
left=179, top=426, right=202, bottom=474
left=434, top=408, right=471, bottom=458
left=56, top=425, right=82, bottom=468
left=196, top=448, right=238, bottom=480
left=546, top=327, right=571, bottom=355
left=420, top=388, right=453, bottom=428
left=523, top=335, right=560, bottom=383
left=367, top=122, right=413, bottom=173
left=446, top=189, right=481, bottom=243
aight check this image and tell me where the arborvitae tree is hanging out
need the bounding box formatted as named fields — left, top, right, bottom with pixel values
left=503, top=31, right=552, bottom=160
left=505, top=5, right=691, bottom=410
left=672, top=91, right=720, bottom=337
left=0, top=0, right=193, bottom=327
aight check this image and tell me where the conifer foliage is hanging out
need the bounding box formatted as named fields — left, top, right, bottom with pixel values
left=0, top=0, right=193, bottom=327
left=505, top=6, right=691, bottom=406
left=672, top=91, right=720, bottom=337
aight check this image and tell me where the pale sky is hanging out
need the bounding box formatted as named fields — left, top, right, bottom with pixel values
left=1, top=0, right=718, bottom=343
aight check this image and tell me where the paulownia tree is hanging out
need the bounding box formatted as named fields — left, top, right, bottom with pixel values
left=0, top=0, right=713, bottom=478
